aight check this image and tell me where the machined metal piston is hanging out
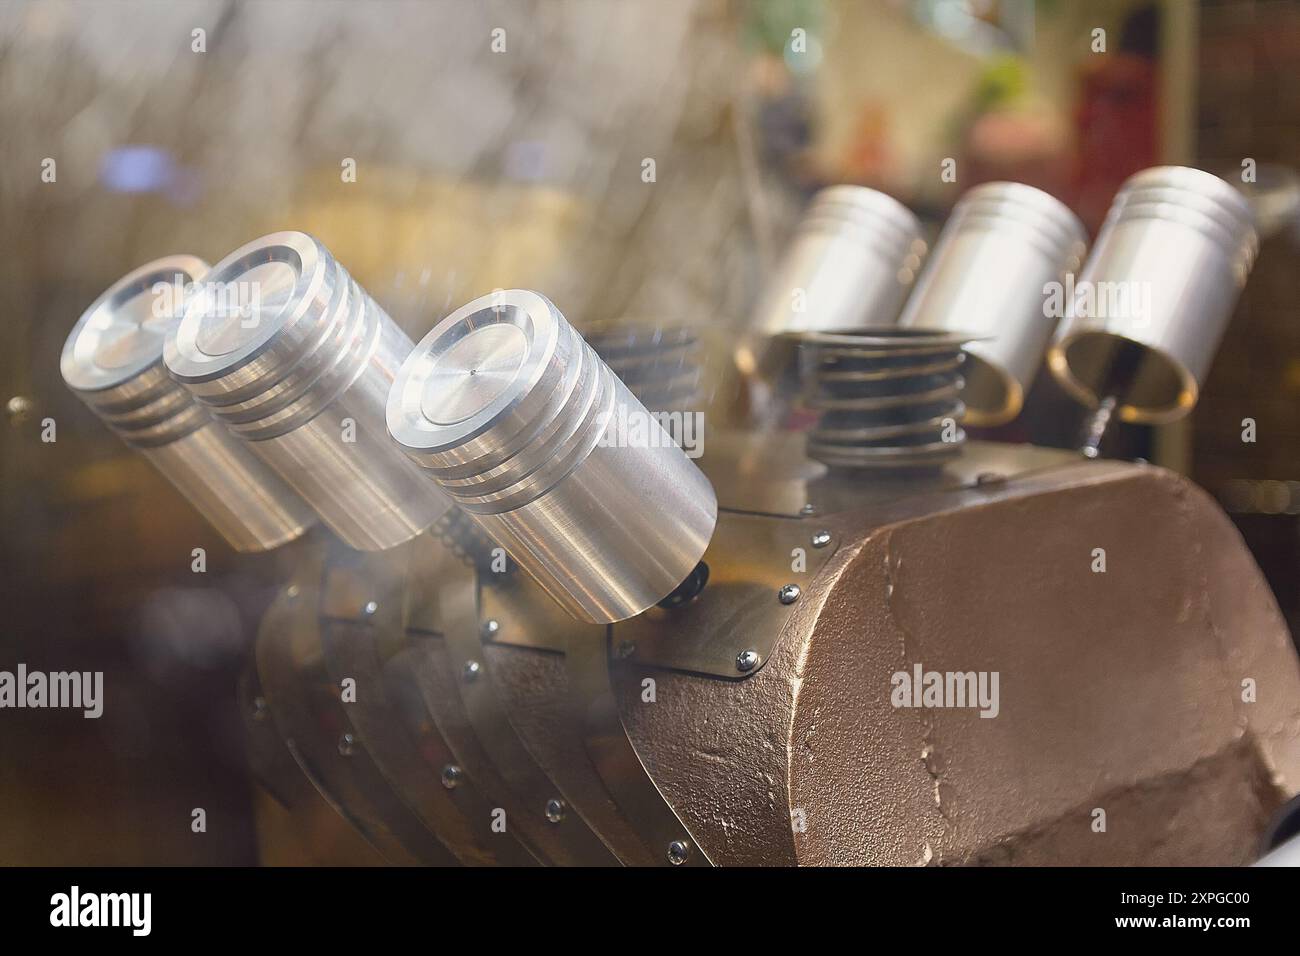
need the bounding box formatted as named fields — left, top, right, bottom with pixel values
left=1048, top=166, right=1259, bottom=424
left=387, top=289, right=718, bottom=624
left=752, top=185, right=927, bottom=336
left=61, top=255, right=315, bottom=551
left=164, top=232, right=451, bottom=551
left=898, top=182, right=1087, bottom=426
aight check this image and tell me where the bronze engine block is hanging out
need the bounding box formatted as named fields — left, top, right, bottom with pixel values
left=242, top=440, right=1300, bottom=866
left=61, top=171, right=1300, bottom=866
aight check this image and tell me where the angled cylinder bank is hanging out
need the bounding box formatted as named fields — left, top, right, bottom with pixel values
left=61, top=255, right=315, bottom=551
left=164, top=232, right=451, bottom=551
left=387, top=289, right=718, bottom=624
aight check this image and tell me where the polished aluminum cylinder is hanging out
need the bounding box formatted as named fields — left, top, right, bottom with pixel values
left=61, top=256, right=315, bottom=552
left=897, top=183, right=1087, bottom=425
left=164, top=232, right=450, bottom=551
left=1048, top=166, right=1258, bottom=424
left=388, top=290, right=718, bottom=624
left=753, top=185, right=927, bottom=336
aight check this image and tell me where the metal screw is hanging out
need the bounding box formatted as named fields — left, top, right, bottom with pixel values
left=736, top=649, right=759, bottom=673
left=250, top=696, right=268, bottom=721
left=481, top=619, right=500, bottom=639
left=338, top=733, right=355, bottom=757
left=440, top=765, right=462, bottom=790
left=667, top=840, right=691, bottom=865
left=285, top=585, right=300, bottom=602
left=545, top=798, right=566, bottom=823
left=463, top=660, right=482, bottom=682
left=811, top=530, right=831, bottom=548
left=778, top=583, right=801, bottom=605
left=800, top=503, right=816, bottom=516
left=6, top=395, right=33, bottom=426
left=615, top=640, right=636, bottom=660
left=361, top=600, right=379, bottom=617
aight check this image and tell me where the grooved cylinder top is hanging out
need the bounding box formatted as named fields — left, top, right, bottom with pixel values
left=898, top=182, right=1088, bottom=426
left=753, top=185, right=927, bottom=337
left=60, top=256, right=315, bottom=551
left=389, top=290, right=718, bottom=624
left=1048, top=166, right=1258, bottom=424
left=164, top=232, right=451, bottom=551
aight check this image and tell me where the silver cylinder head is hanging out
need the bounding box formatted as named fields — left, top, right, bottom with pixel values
left=387, top=290, right=718, bottom=624
left=61, top=255, right=315, bottom=552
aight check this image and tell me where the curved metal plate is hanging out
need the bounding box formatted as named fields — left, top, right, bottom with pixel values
left=255, top=567, right=458, bottom=865
left=314, top=539, right=537, bottom=865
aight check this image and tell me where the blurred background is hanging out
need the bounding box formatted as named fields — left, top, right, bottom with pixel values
left=0, top=0, right=1297, bottom=864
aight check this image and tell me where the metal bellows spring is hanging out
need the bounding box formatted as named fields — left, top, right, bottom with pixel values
left=800, top=328, right=973, bottom=471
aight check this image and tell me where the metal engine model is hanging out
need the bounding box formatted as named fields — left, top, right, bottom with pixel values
left=61, top=167, right=1300, bottom=866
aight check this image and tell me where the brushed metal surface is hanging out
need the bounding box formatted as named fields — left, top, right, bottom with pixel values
left=60, top=255, right=315, bottom=551
left=1048, top=166, right=1259, bottom=424
left=389, top=289, right=718, bottom=624
left=751, top=185, right=927, bottom=336
left=165, top=232, right=450, bottom=550
left=897, top=182, right=1087, bottom=425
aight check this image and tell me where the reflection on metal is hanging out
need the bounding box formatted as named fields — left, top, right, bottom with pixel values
left=612, top=510, right=838, bottom=679
left=565, top=629, right=713, bottom=867
left=751, top=185, right=926, bottom=337
left=410, top=534, right=701, bottom=865
left=388, top=289, right=718, bottom=624
left=314, top=544, right=537, bottom=866
left=406, top=535, right=624, bottom=864
left=584, top=320, right=702, bottom=413
left=433, top=563, right=621, bottom=866
left=896, top=182, right=1087, bottom=426
left=254, top=560, right=458, bottom=865
left=61, top=255, right=315, bottom=551
left=1049, top=166, right=1259, bottom=425
left=165, top=232, right=451, bottom=550
left=801, top=328, right=975, bottom=471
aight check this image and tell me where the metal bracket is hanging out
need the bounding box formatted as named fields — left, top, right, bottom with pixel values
left=611, top=509, right=839, bottom=679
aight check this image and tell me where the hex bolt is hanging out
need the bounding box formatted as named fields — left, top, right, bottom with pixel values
left=736, top=649, right=760, bottom=673
left=667, top=840, right=692, bottom=865
left=811, top=530, right=831, bottom=548
left=778, top=583, right=801, bottom=605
